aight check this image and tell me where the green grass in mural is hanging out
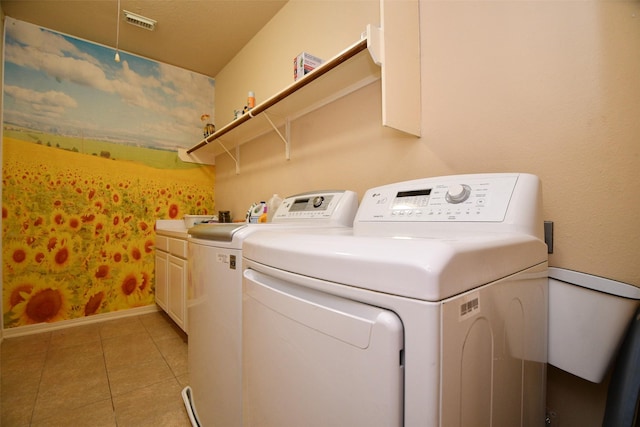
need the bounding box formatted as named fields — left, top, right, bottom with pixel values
left=2, top=127, right=201, bottom=170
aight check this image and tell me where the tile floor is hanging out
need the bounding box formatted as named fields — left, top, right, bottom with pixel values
left=1, top=310, right=191, bottom=427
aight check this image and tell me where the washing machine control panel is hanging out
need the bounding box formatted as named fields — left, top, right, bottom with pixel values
left=272, top=190, right=358, bottom=225
left=358, top=174, right=522, bottom=223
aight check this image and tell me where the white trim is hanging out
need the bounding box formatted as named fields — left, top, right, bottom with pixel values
left=2, top=304, right=161, bottom=338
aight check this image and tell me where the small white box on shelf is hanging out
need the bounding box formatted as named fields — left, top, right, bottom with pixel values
left=294, top=52, right=324, bottom=81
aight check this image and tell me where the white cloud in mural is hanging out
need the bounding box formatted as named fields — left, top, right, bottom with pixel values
left=5, top=17, right=101, bottom=67
left=7, top=45, right=116, bottom=93
left=3, top=17, right=215, bottom=149
left=4, top=85, right=78, bottom=116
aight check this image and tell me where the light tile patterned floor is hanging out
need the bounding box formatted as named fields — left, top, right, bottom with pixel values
left=1, top=311, right=191, bottom=427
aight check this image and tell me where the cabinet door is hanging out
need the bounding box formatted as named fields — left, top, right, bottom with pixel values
left=168, top=254, right=187, bottom=332
left=155, top=250, right=169, bottom=311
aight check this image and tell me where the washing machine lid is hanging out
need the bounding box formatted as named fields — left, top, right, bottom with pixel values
left=243, top=228, right=548, bottom=301
left=188, top=189, right=358, bottom=243
left=189, top=223, right=248, bottom=242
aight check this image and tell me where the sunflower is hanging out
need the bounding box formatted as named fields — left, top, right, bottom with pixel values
left=83, top=281, right=109, bottom=317
left=86, top=187, right=97, bottom=201
left=49, top=208, right=67, bottom=228
left=3, top=240, right=33, bottom=273
left=143, top=238, right=154, bottom=256
left=137, top=220, right=151, bottom=235
left=10, top=278, right=73, bottom=325
left=167, top=203, right=180, bottom=219
left=101, top=241, right=126, bottom=264
left=110, top=265, right=146, bottom=309
left=91, top=198, right=107, bottom=215
left=84, top=291, right=106, bottom=316
left=138, top=268, right=153, bottom=296
left=93, top=264, right=111, bottom=280
left=45, top=231, right=80, bottom=272
left=110, top=190, right=123, bottom=206
left=3, top=272, right=39, bottom=313
left=66, top=214, right=83, bottom=232
left=110, top=212, right=133, bottom=240
left=91, top=214, right=109, bottom=238
left=125, top=238, right=148, bottom=263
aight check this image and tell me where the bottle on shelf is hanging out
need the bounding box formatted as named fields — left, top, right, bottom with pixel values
left=267, top=194, right=283, bottom=222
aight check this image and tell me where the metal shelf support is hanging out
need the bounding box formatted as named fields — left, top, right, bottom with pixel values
left=261, top=113, right=291, bottom=160
left=216, top=139, right=240, bottom=174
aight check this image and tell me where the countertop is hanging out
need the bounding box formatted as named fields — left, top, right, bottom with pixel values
left=155, top=220, right=189, bottom=239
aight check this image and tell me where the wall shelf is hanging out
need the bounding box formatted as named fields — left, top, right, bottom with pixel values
left=178, top=38, right=381, bottom=167
left=179, top=0, right=421, bottom=170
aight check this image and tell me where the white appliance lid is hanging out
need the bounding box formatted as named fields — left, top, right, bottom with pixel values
left=243, top=228, right=548, bottom=301
left=187, top=189, right=358, bottom=247
left=189, top=223, right=247, bottom=241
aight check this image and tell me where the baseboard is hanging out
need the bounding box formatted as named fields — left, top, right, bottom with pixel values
left=1, top=304, right=161, bottom=339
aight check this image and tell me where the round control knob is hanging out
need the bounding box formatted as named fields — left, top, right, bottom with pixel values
left=446, top=184, right=471, bottom=204
left=312, top=196, right=325, bottom=208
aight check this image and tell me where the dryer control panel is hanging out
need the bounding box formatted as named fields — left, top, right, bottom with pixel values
left=354, top=173, right=542, bottom=236
left=359, top=174, right=519, bottom=222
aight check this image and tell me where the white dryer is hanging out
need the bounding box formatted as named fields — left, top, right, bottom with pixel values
left=241, top=173, right=548, bottom=427
left=182, top=190, right=358, bottom=427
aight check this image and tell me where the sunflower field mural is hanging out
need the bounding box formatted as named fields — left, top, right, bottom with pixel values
left=2, top=18, right=215, bottom=329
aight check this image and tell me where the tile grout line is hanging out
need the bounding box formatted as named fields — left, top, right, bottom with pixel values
left=141, top=314, right=181, bottom=383
left=3, top=313, right=186, bottom=426
left=29, top=332, right=52, bottom=427
left=98, top=324, right=119, bottom=425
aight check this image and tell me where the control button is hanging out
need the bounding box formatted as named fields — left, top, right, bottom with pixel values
left=445, top=184, right=471, bottom=204
left=312, top=196, right=324, bottom=208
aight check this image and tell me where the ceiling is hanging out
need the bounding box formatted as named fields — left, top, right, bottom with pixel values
left=0, top=0, right=288, bottom=77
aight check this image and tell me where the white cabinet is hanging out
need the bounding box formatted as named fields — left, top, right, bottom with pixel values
left=168, top=253, right=187, bottom=330
left=155, top=233, right=188, bottom=333
left=155, top=249, right=169, bottom=311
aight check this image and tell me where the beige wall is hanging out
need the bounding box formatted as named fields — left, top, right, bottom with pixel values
left=420, top=1, right=639, bottom=289
left=213, top=2, right=639, bottom=425
left=214, top=0, right=379, bottom=125
left=215, top=0, right=639, bottom=287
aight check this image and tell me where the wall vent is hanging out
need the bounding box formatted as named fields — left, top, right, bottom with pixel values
left=123, top=10, right=156, bottom=31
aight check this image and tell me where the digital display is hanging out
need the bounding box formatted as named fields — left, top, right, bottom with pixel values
left=396, top=189, right=431, bottom=198
left=392, top=188, right=432, bottom=210
left=289, top=198, right=310, bottom=212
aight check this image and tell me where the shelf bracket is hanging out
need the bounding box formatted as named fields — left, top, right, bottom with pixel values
left=235, top=144, right=240, bottom=174
left=217, top=138, right=240, bottom=174
left=366, top=24, right=383, bottom=66
left=262, top=112, right=291, bottom=160
left=177, top=147, right=215, bottom=165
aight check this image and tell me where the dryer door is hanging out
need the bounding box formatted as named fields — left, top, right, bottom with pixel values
left=243, top=268, right=404, bottom=427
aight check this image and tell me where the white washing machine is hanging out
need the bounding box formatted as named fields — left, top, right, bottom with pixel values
left=182, top=190, right=358, bottom=427
left=241, top=173, right=549, bottom=427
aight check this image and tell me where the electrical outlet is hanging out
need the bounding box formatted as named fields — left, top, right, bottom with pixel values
left=544, top=221, right=554, bottom=254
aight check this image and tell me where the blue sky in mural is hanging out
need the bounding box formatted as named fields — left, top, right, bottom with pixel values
left=2, top=17, right=215, bottom=150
